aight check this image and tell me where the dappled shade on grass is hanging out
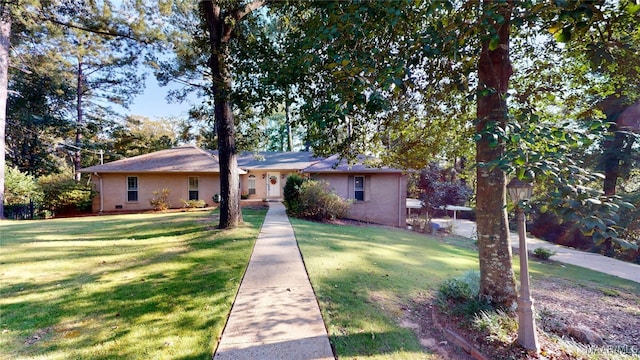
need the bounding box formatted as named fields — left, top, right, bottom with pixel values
left=292, top=219, right=640, bottom=360
left=0, top=209, right=266, bottom=359
left=292, top=219, right=479, bottom=359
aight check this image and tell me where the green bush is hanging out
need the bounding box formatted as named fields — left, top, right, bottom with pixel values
left=472, top=309, right=518, bottom=344
left=181, top=199, right=206, bottom=209
left=4, top=165, right=42, bottom=204
left=436, top=270, right=491, bottom=318
left=38, top=174, right=95, bottom=215
left=283, top=174, right=305, bottom=216
left=437, top=270, right=480, bottom=301
left=150, top=188, right=171, bottom=211
left=284, top=176, right=351, bottom=221
left=297, top=180, right=351, bottom=221
left=533, top=247, right=556, bottom=260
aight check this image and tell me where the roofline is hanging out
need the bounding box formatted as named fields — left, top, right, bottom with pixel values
left=303, top=169, right=405, bottom=174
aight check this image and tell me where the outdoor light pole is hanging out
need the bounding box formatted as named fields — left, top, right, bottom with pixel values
left=507, top=178, right=540, bottom=353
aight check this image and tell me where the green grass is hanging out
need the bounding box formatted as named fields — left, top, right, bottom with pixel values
left=292, top=220, right=479, bottom=360
left=0, top=209, right=266, bottom=360
left=292, top=219, right=640, bottom=360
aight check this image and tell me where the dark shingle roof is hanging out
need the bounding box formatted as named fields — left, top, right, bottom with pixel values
left=80, top=147, right=402, bottom=175
left=79, top=146, right=223, bottom=173
left=303, top=154, right=404, bottom=173
left=235, top=151, right=321, bottom=170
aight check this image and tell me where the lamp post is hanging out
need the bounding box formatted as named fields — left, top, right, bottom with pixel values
left=507, top=178, right=540, bottom=353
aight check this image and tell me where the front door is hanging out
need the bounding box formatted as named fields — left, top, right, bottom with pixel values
left=267, top=172, right=281, bottom=198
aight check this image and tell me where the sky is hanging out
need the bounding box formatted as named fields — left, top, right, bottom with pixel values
left=126, top=77, right=196, bottom=119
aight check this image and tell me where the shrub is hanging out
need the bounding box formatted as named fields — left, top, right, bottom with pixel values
left=437, top=270, right=480, bottom=301
left=533, top=247, right=556, bottom=260
left=150, top=188, right=171, bottom=211
left=472, top=309, right=519, bottom=344
left=38, top=174, right=95, bottom=215
left=436, top=270, right=491, bottom=318
left=294, top=180, right=351, bottom=221
left=284, top=176, right=350, bottom=221
left=283, top=174, right=305, bottom=216
left=4, top=165, right=42, bottom=204
left=298, top=180, right=351, bottom=221
left=181, top=199, right=206, bottom=209
left=415, top=162, right=473, bottom=218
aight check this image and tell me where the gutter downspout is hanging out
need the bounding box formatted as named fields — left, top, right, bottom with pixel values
left=398, top=174, right=402, bottom=228
left=93, top=172, right=103, bottom=213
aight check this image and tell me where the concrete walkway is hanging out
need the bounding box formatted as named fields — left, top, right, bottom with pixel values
left=214, top=202, right=334, bottom=360
left=432, top=218, right=640, bottom=284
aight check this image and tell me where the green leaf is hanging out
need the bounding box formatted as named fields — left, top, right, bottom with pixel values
left=625, top=3, right=640, bottom=15
left=488, top=36, right=500, bottom=51
left=612, top=237, right=639, bottom=250
left=554, top=27, right=572, bottom=43
left=585, top=198, right=602, bottom=206
left=592, top=230, right=606, bottom=245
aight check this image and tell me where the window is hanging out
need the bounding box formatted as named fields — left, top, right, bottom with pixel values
left=248, top=175, right=256, bottom=195
left=354, top=176, right=364, bottom=201
left=188, top=177, right=199, bottom=201
left=127, top=176, right=138, bottom=202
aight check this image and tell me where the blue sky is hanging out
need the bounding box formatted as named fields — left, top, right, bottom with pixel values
left=127, top=77, right=195, bottom=119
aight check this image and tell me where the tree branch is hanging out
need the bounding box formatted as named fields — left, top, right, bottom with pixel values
left=234, top=0, right=268, bottom=22
left=221, top=0, right=270, bottom=42
left=44, top=17, right=151, bottom=45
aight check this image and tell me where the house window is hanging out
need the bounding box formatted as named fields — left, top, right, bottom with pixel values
left=127, top=176, right=138, bottom=202
left=354, top=176, right=364, bottom=201
left=188, top=177, right=199, bottom=200
left=248, top=175, right=256, bottom=195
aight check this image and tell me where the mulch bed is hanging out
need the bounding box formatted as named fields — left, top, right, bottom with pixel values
left=401, top=276, right=640, bottom=359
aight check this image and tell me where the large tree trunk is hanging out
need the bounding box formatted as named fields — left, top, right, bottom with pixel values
left=599, top=97, right=640, bottom=196
left=74, top=61, right=83, bottom=182
left=602, top=128, right=624, bottom=196
left=0, top=4, right=10, bottom=220
left=475, top=0, right=517, bottom=308
left=202, top=1, right=243, bottom=229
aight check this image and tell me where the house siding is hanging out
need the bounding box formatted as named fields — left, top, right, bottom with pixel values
left=91, top=173, right=220, bottom=212
left=311, top=173, right=407, bottom=227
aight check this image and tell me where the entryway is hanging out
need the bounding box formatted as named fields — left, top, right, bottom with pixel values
left=266, top=172, right=281, bottom=198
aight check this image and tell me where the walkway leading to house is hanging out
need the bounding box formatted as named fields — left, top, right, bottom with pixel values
left=432, top=218, right=640, bottom=284
left=213, top=202, right=334, bottom=360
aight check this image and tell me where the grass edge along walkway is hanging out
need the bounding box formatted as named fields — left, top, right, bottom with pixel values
left=292, top=218, right=640, bottom=360
left=0, top=209, right=266, bottom=360
left=213, top=202, right=333, bottom=360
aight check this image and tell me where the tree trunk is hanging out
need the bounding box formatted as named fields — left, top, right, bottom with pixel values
left=602, top=128, right=624, bottom=196
left=202, top=1, right=243, bottom=229
left=475, top=0, right=517, bottom=308
left=285, top=90, right=293, bottom=151
left=74, top=61, right=83, bottom=182
left=0, top=4, right=10, bottom=220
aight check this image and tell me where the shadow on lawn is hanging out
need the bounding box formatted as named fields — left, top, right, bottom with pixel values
left=1, top=211, right=264, bottom=359
left=293, top=218, right=481, bottom=358
left=0, top=211, right=221, bottom=244
left=0, top=224, right=213, bottom=266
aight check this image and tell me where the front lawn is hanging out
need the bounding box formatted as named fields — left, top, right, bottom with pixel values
left=292, top=219, right=640, bottom=360
left=0, top=209, right=266, bottom=360
left=292, top=219, right=479, bottom=359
